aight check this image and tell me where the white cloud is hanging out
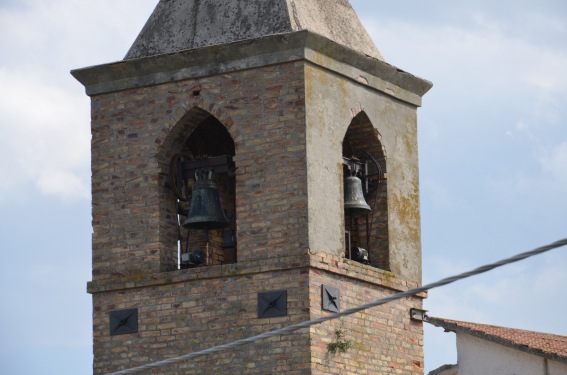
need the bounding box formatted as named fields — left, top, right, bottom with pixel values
left=0, top=0, right=156, bottom=70
left=0, top=0, right=156, bottom=202
left=0, top=68, right=90, bottom=201
left=37, top=169, right=89, bottom=199
left=365, top=12, right=566, bottom=210
left=361, top=9, right=567, bottom=131
left=538, top=142, right=567, bottom=185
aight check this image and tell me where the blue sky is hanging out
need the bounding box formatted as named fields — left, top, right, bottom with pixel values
left=0, top=1, right=565, bottom=374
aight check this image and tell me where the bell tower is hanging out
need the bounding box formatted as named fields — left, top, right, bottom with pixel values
left=73, top=1, right=431, bottom=374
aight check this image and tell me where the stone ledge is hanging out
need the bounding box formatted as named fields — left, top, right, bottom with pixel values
left=72, top=30, right=431, bottom=106
left=87, top=254, right=309, bottom=293
left=308, top=251, right=426, bottom=298
left=87, top=251, right=425, bottom=298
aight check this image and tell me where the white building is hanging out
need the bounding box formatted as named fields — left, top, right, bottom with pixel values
left=428, top=317, right=567, bottom=375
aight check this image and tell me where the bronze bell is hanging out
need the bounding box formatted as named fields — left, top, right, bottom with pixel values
left=344, top=175, right=371, bottom=217
left=183, top=170, right=230, bottom=229
left=350, top=247, right=369, bottom=264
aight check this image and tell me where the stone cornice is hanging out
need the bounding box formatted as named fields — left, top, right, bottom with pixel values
left=72, top=30, right=432, bottom=106
left=87, top=252, right=426, bottom=299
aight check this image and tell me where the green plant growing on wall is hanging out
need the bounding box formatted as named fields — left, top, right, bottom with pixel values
left=327, top=324, right=353, bottom=354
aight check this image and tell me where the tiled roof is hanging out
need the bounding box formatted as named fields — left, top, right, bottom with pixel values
left=427, top=317, right=567, bottom=364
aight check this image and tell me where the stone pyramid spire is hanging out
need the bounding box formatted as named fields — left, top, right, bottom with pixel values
left=125, top=0, right=383, bottom=60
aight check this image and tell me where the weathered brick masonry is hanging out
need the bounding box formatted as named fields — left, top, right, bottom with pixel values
left=73, top=3, right=432, bottom=373
left=89, top=62, right=313, bottom=374
left=90, top=62, right=307, bottom=279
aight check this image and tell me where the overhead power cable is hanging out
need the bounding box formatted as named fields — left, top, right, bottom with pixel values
left=106, top=238, right=567, bottom=375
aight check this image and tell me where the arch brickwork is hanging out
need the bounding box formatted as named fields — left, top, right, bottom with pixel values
left=343, top=111, right=390, bottom=270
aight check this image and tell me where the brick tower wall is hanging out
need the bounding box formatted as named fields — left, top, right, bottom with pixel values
left=300, top=62, right=425, bottom=373
left=90, top=61, right=314, bottom=374
left=90, top=61, right=308, bottom=281
left=303, top=63, right=422, bottom=283
left=92, top=267, right=312, bottom=374
left=78, top=32, right=431, bottom=375
left=308, top=255, right=425, bottom=375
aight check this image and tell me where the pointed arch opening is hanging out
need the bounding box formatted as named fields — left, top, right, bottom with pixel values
left=161, top=107, right=237, bottom=271
left=342, top=111, right=389, bottom=270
